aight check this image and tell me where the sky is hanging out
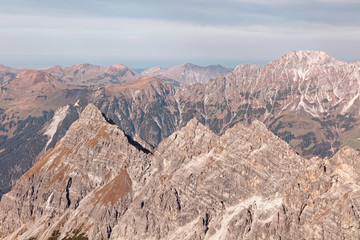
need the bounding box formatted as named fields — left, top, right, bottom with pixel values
left=0, top=0, right=359, bottom=69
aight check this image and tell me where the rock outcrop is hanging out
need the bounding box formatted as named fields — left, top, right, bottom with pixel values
left=1, top=104, right=360, bottom=239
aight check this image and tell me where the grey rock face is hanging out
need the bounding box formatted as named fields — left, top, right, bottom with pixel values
left=1, top=104, right=360, bottom=239
left=0, top=104, right=152, bottom=239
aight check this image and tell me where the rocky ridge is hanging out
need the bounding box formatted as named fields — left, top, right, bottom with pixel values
left=1, top=104, right=360, bottom=239
left=1, top=49, right=360, bottom=205
left=87, top=50, right=360, bottom=159
left=0, top=104, right=152, bottom=239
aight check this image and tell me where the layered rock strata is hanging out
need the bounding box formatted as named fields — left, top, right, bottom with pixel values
left=1, top=104, right=360, bottom=239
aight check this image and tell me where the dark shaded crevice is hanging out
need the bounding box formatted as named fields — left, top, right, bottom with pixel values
left=145, top=211, right=149, bottom=232
left=203, top=213, right=211, bottom=234
left=102, top=113, right=116, bottom=125
left=65, top=177, right=72, bottom=208
left=124, top=132, right=152, bottom=154
left=100, top=111, right=153, bottom=154
left=74, top=198, right=80, bottom=209
left=107, top=225, right=112, bottom=239
left=247, top=209, right=252, bottom=232
left=30, top=204, right=34, bottom=216
left=174, top=188, right=181, bottom=211
left=298, top=203, right=307, bottom=223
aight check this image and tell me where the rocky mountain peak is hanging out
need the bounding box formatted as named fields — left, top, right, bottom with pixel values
left=16, top=69, right=52, bottom=84
left=1, top=99, right=360, bottom=239
left=183, top=117, right=208, bottom=132
left=180, top=62, right=196, bottom=69
left=270, top=50, right=337, bottom=68
left=78, top=103, right=106, bottom=123
left=108, top=63, right=127, bottom=69
left=7, top=69, right=69, bottom=92
left=0, top=103, right=153, bottom=239
left=155, top=118, right=218, bottom=166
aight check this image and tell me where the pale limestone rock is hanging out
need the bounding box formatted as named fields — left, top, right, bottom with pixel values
left=1, top=104, right=360, bottom=240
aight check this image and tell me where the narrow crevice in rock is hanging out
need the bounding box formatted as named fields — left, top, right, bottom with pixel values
left=145, top=211, right=149, bottom=232
left=203, top=213, right=211, bottom=234
left=107, top=225, right=112, bottom=239
left=65, top=177, right=72, bottom=208
left=174, top=188, right=181, bottom=211
left=124, top=133, right=152, bottom=155
left=102, top=113, right=116, bottom=125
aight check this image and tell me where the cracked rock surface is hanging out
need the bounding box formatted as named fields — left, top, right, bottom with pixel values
left=1, top=104, right=360, bottom=239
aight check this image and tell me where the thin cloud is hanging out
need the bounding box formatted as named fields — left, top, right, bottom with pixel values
left=0, top=1, right=359, bottom=67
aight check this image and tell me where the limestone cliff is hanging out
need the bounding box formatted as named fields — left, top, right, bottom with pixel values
left=1, top=104, right=360, bottom=239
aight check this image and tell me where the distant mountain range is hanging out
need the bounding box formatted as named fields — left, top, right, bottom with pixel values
left=1, top=50, right=360, bottom=202
left=0, top=62, right=231, bottom=86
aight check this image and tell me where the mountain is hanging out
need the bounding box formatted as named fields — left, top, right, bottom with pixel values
left=219, top=50, right=360, bottom=157
left=42, top=63, right=140, bottom=86
left=0, top=69, right=86, bottom=134
left=1, top=50, right=360, bottom=201
left=0, top=64, right=23, bottom=84
left=0, top=70, right=87, bottom=198
left=85, top=51, right=360, bottom=158
left=88, top=51, right=360, bottom=157
left=141, top=63, right=232, bottom=85
left=1, top=104, right=360, bottom=239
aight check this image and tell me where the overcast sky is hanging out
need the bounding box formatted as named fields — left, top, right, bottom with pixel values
left=0, top=0, right=359, bottom=68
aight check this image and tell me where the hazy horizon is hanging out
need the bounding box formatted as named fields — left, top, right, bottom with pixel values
left=1, top=0, right=359, bottom=69
left=0, top=55, right=271, bottom=70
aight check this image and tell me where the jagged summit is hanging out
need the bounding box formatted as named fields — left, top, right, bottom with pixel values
left=1, top=98, right=360, bottom=239
left=79, top=103, right=106, bottom=122
left=15, top=69, right=54, bottom=84
left=182, top=117, right=209, bottom=132
left=269, top=50, right=339, bottom=67
left=108, top=63, right=128, bottom=69
left=155, top=117, right=218, bottom=163
left=249, top=119, right=269, bottom=131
